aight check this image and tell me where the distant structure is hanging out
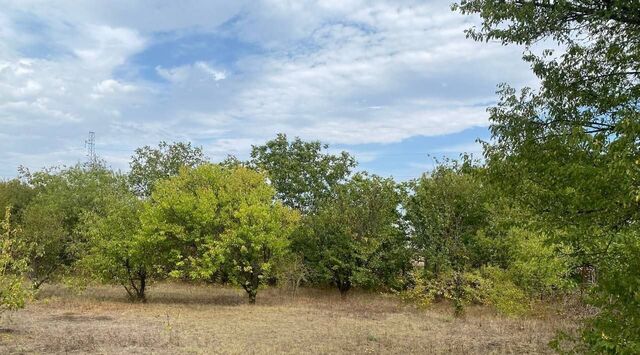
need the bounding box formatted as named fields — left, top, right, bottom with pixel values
left=85, top=131, right=97, bottom=164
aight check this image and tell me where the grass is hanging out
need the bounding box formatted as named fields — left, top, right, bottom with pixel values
left=0, top=283, right=581, bottom=354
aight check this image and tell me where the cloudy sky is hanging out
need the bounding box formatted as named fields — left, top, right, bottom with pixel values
left=0, top=0, right=535, bottom=180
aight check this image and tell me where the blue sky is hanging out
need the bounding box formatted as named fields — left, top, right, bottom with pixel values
left=0, top=0, right=535, bottom=180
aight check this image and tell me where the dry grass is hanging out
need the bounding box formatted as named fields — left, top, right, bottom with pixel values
left=0, top=283, right=580, bottom=354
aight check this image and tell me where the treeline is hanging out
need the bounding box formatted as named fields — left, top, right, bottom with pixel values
left=1, top=126, right=638, bottom=353
left=1, top=136, right=576, bottom=308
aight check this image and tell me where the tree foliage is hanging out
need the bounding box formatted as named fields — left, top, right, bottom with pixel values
left=129, top=141, right=206, bottom=198
left=0, top=208, right=30, bottom=313
left=298, top=173, right=409, bottom=295
left=455, top=0, right=640, bottom=351
left=19, top=164, right=119, bottom=288
left=406, top=161, right=487, bottom=275
left=78, top=178, right=153, bottom=302
left=142, top=164, right=299, bottom=303
left=0, top=179, right=35, bottom=224
left=250, top=134, right=356, bottom=213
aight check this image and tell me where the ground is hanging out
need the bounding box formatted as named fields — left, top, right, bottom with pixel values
left=0, top=283, right=580, bottom=354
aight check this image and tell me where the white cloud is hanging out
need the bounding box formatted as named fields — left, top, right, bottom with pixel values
left=195, top=62, right=226, bottom=81
left=0, top=0, right=535, bottom=177
left=92, top=79, right=138, bottom=99
left=156, top=62, right=227, bottom=84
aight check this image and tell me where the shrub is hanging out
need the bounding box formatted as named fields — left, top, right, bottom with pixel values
left=505, top=229, right=574, bottom=297
left=400, top=267, right=530, bottom=316
left=481, top=266, right=529, bottom=316
left=400, top=270, right=487, bottom=315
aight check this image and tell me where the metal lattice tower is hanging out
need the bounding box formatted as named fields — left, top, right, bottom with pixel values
left=85, top=131, right=96, bottom=163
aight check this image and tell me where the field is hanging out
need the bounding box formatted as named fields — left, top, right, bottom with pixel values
left=0, top=283, right=581, bottom=354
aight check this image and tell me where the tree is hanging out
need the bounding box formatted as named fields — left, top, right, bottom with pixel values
left=250, top=134, right=356, bottom=213
left=0, top=207, right=30, bottom=313
left=0, top=179, right=35, bottom=224
left=405, top=161, right=487, bottom=275
left=298, top=173, right=409, bottom=296
left=19, top=164, right=119, bottom=288
left=142, top=164, right=299, bottom=303
left=78, top=178, right=154, bottom=302
left=129, top=141, right=207, bottom=198
left=455, top=0, right=640, bottom=351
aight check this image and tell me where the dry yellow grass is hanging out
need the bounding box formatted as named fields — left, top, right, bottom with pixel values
left=0, top=283, right=580, bottom=354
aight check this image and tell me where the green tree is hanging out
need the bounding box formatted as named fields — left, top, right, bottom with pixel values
left=20, top=164, right=119, bottom=288
left=405, top=161, right=487, bottom=275
left=0, top=179, right=35, bottom=224
left=298, top=173, right=409, bottom=296
left=455, top=0, right=640, bottom=351
left=142, top=164, right=299, bottom=303
left=250, top=134, right=356, bottom=213
left=129, top=141, right=207, bottom=198
left=78, top=178, right=155, bottom=302
left=0, top=207, right=30, bottom=313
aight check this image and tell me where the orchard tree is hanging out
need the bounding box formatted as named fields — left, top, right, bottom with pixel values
left=142, top=164, right=299, bottom=303
left=298, top=173, right=409, bottom=296
left=129, top=141, right=206, bottom=198
left=455, top=0, right=640, bottom=351
left=250, top=134, right=356, bottom=213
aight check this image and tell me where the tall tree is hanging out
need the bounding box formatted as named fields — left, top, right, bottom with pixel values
left=129, top=141, right=207, bottom=198
left=455, top=0, right=640, bottom=351
left=250, top=134, right=356, bottom=213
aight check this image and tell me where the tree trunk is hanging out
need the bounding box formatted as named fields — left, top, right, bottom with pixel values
left=123, top=264, right=147, bottom=303
left=136, top=271, right=147, bottom=303
left=248, top=289, right=257, bottom=304
left=337, top=279, right=351, bottom=298
left=242, top=271, right=260, bottom=304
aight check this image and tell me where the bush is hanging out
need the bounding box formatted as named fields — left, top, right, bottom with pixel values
left=400, top=267, right=530, bottom=316
left=481, top=266, right=529, bottom=316
left=505, top=229, right=574, bottom=297
left=400, top=270, right=487, bottom=315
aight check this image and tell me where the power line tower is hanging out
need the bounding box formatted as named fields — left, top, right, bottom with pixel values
left=85, top=131, right=96, bottom=164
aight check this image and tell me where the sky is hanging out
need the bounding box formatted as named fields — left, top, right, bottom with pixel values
left=0, top=0, right=536, bottom=180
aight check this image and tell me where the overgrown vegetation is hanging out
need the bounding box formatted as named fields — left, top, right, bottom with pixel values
left=0, top=208, right=30, bottom=313
left=453, top=0, right=640, bottom=351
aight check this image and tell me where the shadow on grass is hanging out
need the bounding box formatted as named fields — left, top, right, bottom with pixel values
left=36, top=283, right=253, bottom=306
